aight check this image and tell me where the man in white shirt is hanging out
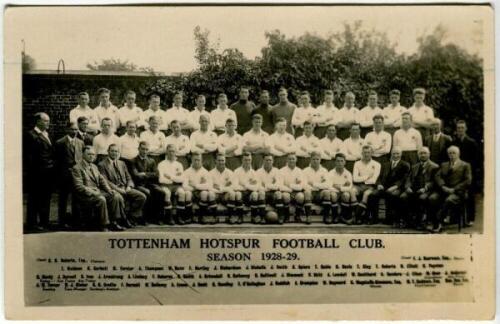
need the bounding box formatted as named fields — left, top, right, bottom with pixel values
left=257, top=154, right=285, bottom=223
left=69, top=92, right=99, bottom=134
left=234, top=153, right=265, bottom=224
left=158, top=144, right=188, bottom=225
left=383, top=89, right=407, bottom=135
left=190, top=114, right=218, bottom=170
left=407, top=88, right=435, bottom=137
left=94, top=88, right=119, bottom=133
left=280, top=153, right=308, bottom=223
left=139, top=115, right=167, bottom=164
left=92, top=117, right=120, bottom=163
left=292, top=91, right=318, bottom=137
left=352, top=145, right=381, bottom=224
left=242, top=114, right=270, bottom=170
left=303, top=151, right=332, bottom=224
left=320, top=125, right=345, bottom=171
left=314, top=89, right=340, bottom=138
left=166, top=92, right=191, bottom=135
left=364, top=114, right=392, bottom=165
left=295, top=121, right=321, bottom=169
left=330, top=153, right=357, bottom=224
left=343, top=123, right=364, bottom=172
left=336, top=92, right=360, bottom=140
left=188, top=94, right=212, bottom=132
left=182, top=152, right=216, bottom=224
left=217, top=118, right=243, bottom=170
left=165, top=120, right=191, bottom=169
left=119, top=121, right=140, bottom=166
left=211, top=93, right=237, bottom=135
left=393, top=112, right=423, bottom=165
left=141, top=93, right=168, bottom=133
left=210, top=154, right=241, bottom=224
left=359, top=90, right=383, bottom=137
left=117, top=90, right=142, bottom=135
left=267, top=118, right=296, bottom=169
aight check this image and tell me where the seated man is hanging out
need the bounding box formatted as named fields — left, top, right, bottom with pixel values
left=400, top=146, right=439, bottom=229
left=268, top=118, right=296, bottom=169
left=280, top=153, right=309, bottom=224
left=190, top=114, right=218, bottom=170
left=217, top=118, right=244, bottom=171
left=303, top=151, right=332, bottom=224
left=428, top=146, right=472, bottom=233
left=257, top=154, right=285, bottom=224
left=295, top=121, right=321, bottom=169
left=98, top=144, right=146, bottom=228
left=234, top=153, right=266, bottom=224
left=158, top=144, right=189, bottom=225
left=375, top=147, right=410, bottom=226
left=182, top=153, right=216, bottom=224
left=242, top=114, right=270, bottom=170
left=329, top=153, right=357, bottom=224
left=210, top=154, right=241, bottom=224
left=71, top=146, right=125, bottom=231
left=320, top=125, right=345, bottom=171
left=352, top=145, right=381, bottom=224
left=140, top=115, right=167, bottom=164
left=165, top=120, right=191, bottom=170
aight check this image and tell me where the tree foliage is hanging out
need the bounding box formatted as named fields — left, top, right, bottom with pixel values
left=87, top=58, right=161, bottom=75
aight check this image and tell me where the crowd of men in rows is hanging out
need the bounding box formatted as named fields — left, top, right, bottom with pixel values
left=25, top=86, right=480, bottom=233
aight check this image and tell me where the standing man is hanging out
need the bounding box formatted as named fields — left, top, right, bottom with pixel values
left=343, top=123, right=364, bottom=172
left=252, top=90, right=274, bottom=134
left=230, top=87, right=256, bottom=135
left=71, top=146, right=125, bottom=231
left=117, top=90, right=142, bottom=135
left=190, top=114, right=218, bottom=170
left=359, top=90, right=383, bottom=137
left=292, top=91, right=318, bottom=137
left=383, top=89, right=407, bottom=135
left=336, top=92, right=360, bottom=140
left=352, top=145, right=381, bottom=224
left=92, top=117, right=120, bottom=164
left=267, top=118, right=296, bottom=169
left=76, top=116, right=95, bottom=146
left=69, top=91, right=99, bottom=134
left=210, top=154, right=240, bottom=224
left=393, top=112, right=423, bottom=165
left=271, top=87, right=296, bottom=134
left=166, top=92, right=191, bottom=135
left=330, top=153, right=357, bottom=224
left=55, top=121, right=84, bottom=229
left=94, top=88, right=119, bottom=133
left=295, top=121, right=321, bottom=169
left=257, top=154, right=286, bottom=223
left=119, top=121, right=140, bottom=167
left=242, top=114, right=270, bottom=170
left=217, top=118, right=244, bottom=170
left=303, top=151, right=332, bottom=224
left=165, top=120, right=191, bottom=170
left=280, top=153, right=309, bottom=223
left=407, top=88, right=435, bottom=137
left=234, top=153, right=266, bottom=224
left=364, top=114, right=392, bottom=165
left=141, top=93, right=168, bottom=133
left=188, top=94, right=212, bottom=132
left=320, top=125, right=345, bottom=171
left=314, top=89, right=340, bottom=138
left=210, top=93, right=237, bottom=135
left=424, top=118, right=452, bottom=165
left=139, top=115, right=167, bottom=164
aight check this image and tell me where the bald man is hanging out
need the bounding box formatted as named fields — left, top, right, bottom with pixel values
left=424, top=118, right=452, bottom=165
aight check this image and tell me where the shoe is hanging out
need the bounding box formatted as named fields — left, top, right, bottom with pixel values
left=304, top=216, right=311, bottom=225
left=108, top=223, right=124, bottom=231
left=122, top=219, right=133, bottom=228
left=465, top=221, right=474, bottom=227
left=432, top=223, right=443, bottom=233
left=212, top=216, right=219, bottom=225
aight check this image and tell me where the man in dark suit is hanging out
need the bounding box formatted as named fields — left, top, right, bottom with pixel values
left=98, top=144, right=146, bottom=227
left=25, top=112, right=55, bottom=232
left=76, top=116, right=95, bottom=146
left=429, top=145, right=472, bottom=232
left=130, top=141, right=166, bottom=224
left=451, top=120, right=479, bottom=225
left=399, top=146, right=439, bottom=229
left=375, top=147, right=410, bottom=226
left=230, top=86, right=256, bottom=135
left=71, top=146, right=124, bottom=231
left=424, top=118, right=452, bottom=164
left=55, top=121, right=84, bottom=228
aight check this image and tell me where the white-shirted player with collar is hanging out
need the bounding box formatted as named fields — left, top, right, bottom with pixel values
left=165, top=120, right=191, bottom=170
left=295, top=121, right=321, bottom=169
left=210, top=153, right=241, bottom=224
left=313, top=89, right=340, bottom=138
left=217, top=118, right=243, bottom=170
left=336, top=91, right=360, bottom=140
left=165, top=92, right=191, bottom=134
left=352, top=145, right=381, bottom=225
left=119, top=121, right=140, bottom=162
left=364, top=114, right=392, bottom=164
left=182, top=152, right=216, bottom=225
left=359, top=90, right=383, bottom=136
left=280, top=153, right=308, bottom=223
left=233, top=153, right=265, bottom=224
left=320, top=125, right=345, bottom=171
left=329, top=152, right=357, bottom=224
left=383, top=89, right=407, bottom=133
left=139, top=115, right=167, bottom=164
left=291, top=91, right=318, bottom=137
left=393, top=112, right=423, bottom=165
left=94, top=88, right=120, bottom=133
left=303, top=151, right=332, bottom=224
left=257, top=154, right=285, bottom=223
left=211, top=93, right=237, bottom=135
left=242, top=114, right=269, bottom=170
left=92, top=117, right=120, bottom=163
left=190, top=114, right=218, bottom=170
left=188, top=94, right=212, bottom=132
left=69, top=91, right=99, bottom=134
left=342, top=123, right=364, bottom=172
left=267, top=118, right=296, bottom=169
left=141, top=93, right=168, bottom=132
left=407, top=88, right=435, bottom=132
left=117, top=90, right=142, bottom=132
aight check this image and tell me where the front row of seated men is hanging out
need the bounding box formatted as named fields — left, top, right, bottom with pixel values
left=71, top=137, right=471, bottom=232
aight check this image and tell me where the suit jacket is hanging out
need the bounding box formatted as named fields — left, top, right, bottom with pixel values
left=55, top=135, right=84, bottom=171
left=451, top=135, right=478, bottom=169
left=25, top=129, right=55, bottom=171
left=435, top=159, right=472, bottom=195
left=405, top=160, right=439, bottom=191
left=71, top=161, right=112, bottom=197
left=131, top=155, right=159, bottom=186
left=98, top=158, right=134, bottom=190
left=425, top=133, right=452, bottom=164
left=76, top=131, right=94, bottom=146
left=378, top=160, right=410, bottom=189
